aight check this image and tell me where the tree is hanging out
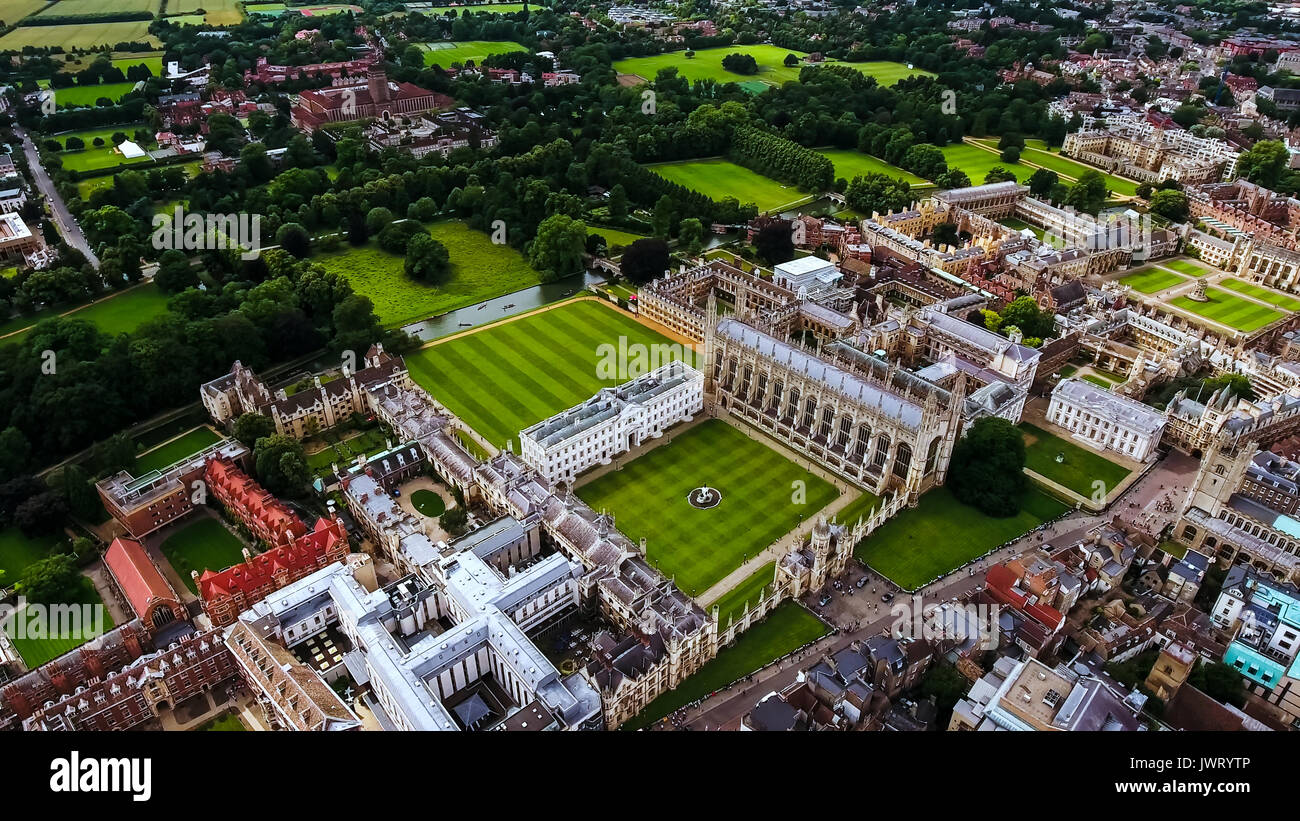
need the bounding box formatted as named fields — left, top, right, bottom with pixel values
left=275, top=222, right=311, bottom=258
left=441, top=506, right=468, bottom=536
left=1189, top=660, right=1247, bottom=708
left=983, top=166, right=1018, bottom=184
left=232, top=413, right=276, bottom=447
left=608, top=184, right=629, bottom=219
left=404, top=233, right=451, bottom=283
left=527, top=214, right=586, bottom=281
left=652, top=195, right=676, bottom=237
left=365, top=207, right=395, bottom=237
left=252, top=434, right=311, bottom=497
left=1028, top=168, right=1058, bottom=198
left=1000, top=295, right=1056, bottom=339
left=0, top=426, right=30, bottom=477
left=154, top=249, right=198, bottom=293
left=678, top=217, right=704, bottom=254
left=1148, top=189, right=1190, bottom=223
left=783, top=53, right=799, bottom=67
left=722, top=53, right=759, bottom=74
left=934, top=169, right=971, bottom=189
left=14, top=490, right=68, bottom=537
left=620, top=238, right=670, bottom=285
left=1000, top=146, right=1021, bottom=164
left=844, top=173, right=912, bottom=215
left=1064, top=170, right=1109, bottom=215
left=947, top=417, right=1027, bottom=517
left=378, top=220, right=424, bottom=254
left=933, top=222, right=960, bottom=247
left=1202, top=373, right=1256, bottom=401
left=754, top=217, right=795, bottom=265
left=1237, top=140, right=1290, bottom=189
left=19, top=553, right=81, bottom=604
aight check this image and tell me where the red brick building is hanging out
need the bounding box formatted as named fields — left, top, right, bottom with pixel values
left=104, top=537, right=187, bottom=632
left=292, top=69, right=453, bottom=132
left=205, top=456, right=308, bottom=548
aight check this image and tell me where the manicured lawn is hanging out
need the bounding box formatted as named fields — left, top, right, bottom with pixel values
left=160, top=517, right=247, bottom=594
left=588, top=225, right=647, bottom=250
left=1120, top=267, right=1184, bottom=294
left=193, top=710, right=246, bottom=730
left=316, top=220, right=543, bottom=326
left=837, top=489, right=883, bottom=528
left=576, top=420, right=838, bottom=596
left=1218, top=278, right=1300, bottom=312
left=10, top=577, right=115, bottom=669
left=44, top=82, right=139, bottom=106
left=1000, top=217, right=1044, bottom=240
left=0, top=527, right=58, bottom=581
left=0, top=282, right=170, bottom=347
left=50, top=123, right=148, bottom=150
left=818, top=148, right=928, bottom=186
left=648, top=158, right=813, bottom=210
left=1021, top=423, right=1131, bottom=498
left=410, top=489, right=446, bottom=517
left=940, top=143, right=1033, bottom=184
left=418, top=40, right=527, bottom=67
left=1081, top=374, right=1115, bottom=390
left=421, top=3, right=530, bottom=12
left=623, top=602, right=828, bottom=729
left=1169, top=288, right=1285, bottom=332
left=406, top=299, right=692, bottom=446
left=1018, top=145, right=1138, bottom=197
left=856, top=486, right=1068, bottom=590
left=1162, top=258, right=1210, bottom=277
left=57, top=146, right=151, bottom=172
left=711, top=562, right=776, bottom=625
left=134, top=427, right=222, bottom=474
left=614, top=46, right=932, bottom=89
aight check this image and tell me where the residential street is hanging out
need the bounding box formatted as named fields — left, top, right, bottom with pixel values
left=15, top=124, right=99, bottom=268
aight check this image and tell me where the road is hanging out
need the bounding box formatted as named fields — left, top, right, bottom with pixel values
left=671, top=450, right=1200, bottom=730
left=15, top=124, right=99, bottom=268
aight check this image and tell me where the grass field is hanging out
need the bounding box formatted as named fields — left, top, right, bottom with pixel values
left=1021, top=423, right=1131, bottom=498
left=576, top=420, right=838, bottom=596
left=0, top=21, right=160, bottom=50
left=0, top=526, right=58, bottom=581
left=36, top=0, right=157, bottom=16
left=1218, top=278, right=1300, bottom=312
left=622, top=602, right=828, bottom=729
left=420, top=2, right=530, bottom=12
left=1120, top=267, right=1184, bottom=294
left=408, top=300, right=690, bottom=446
left=1169, top=287, right=1285, bottom=333
left=711, top=562, right=776, bottom=625
left=0, top=282, right=170, bottom=348
left=856, top=486, right=1067, bottom=589
left=418, top=39, right=527, bottom=66
left=410, top=489, right=446, bottom=517
left=970, top=138, right=1139, bottom=196
left=1162, top=258, right=1210, bottom=277
left=194, top=711, right=246, bottom=730
left=818, top=148, right=928, bottom=186
left=160, top=517, right=247, bottom=593
left=940, top=143, right=1033, bottom=183
left=134, top=427, right=222, bottom=474
left=588, top=225, right=647, bottom=249
left=0, top=0, right=47, bottom=24
left=316, top=220, right=542, bottom=327
left=1000, top=216, right=1045, bottom=240
left=168, top=0, right=243, bottom=24
left=614, top=46, right=931, bottom=89
left=46, top=81, right=139, bottom=106
left=10, top=577, right=115, bottom=669
left=648, top=158, right=812, bottom=211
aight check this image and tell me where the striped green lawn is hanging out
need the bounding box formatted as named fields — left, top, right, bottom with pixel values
left=940, top=143, right=1034, bottom=183
left=1169, top=288, right=1285, bottom=333
left=1218, top=278, right=1300, bottom=312
left=711, top=561, right=777, bottom=625
left=647, top=158, right=813, bottom=211
left=1162, top=258, right=1210, bottom=277
left=1120, top=267, right=1184, bottom=294
left=577, top=419, right=838, bottom=596
left=406, top=300, right=695, bottom=447
left=11, top=577, right=115, bottom=669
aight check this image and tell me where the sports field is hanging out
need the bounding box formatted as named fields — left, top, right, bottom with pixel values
left=940, top=143, right=1033, bottom=183
left=1119, top=267, right=1184, bottom=294
left=622, top=602, right=828, bottom=730
left=161, top=517, right=247, bottom=593
left=1161, top=258, right=1210, bottom=277
left=0, top=21, right=160, bottom=50
left=418, top=40, right=527, bottom=66
left=1168, top=287, right=1285, bottom=333
left=576, top=420, right=838, bottom=596
left=58, top=145, right=150, bottom=172
left=614, top=46, right=931, bottom=89
left=46, top=81, right=139, bottom=106
left=818, top=148, right=928, bottom=186
left=856, top=486, right=1067, bottom=590
left=0, top=282, right=170, bottom=348
left=134, top=426, right=222, bottom=474
left=10, top=577, right=115, bottom=669
left=1021, top=423, right=1131, bottom=498
left=406, top=299, right=692, bottom=446
left=648, top=158, right=813, bottom=211
left=317, top=220, right=542, bottom=326
left=1218, top=278, right=1300, bottom=312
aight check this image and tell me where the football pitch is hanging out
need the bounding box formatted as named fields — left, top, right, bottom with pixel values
left=576, top=419, right=839, bottom=596
left=405, top=299, right=695, bottom=447
left=1168, top=287, right=1285, bottom=333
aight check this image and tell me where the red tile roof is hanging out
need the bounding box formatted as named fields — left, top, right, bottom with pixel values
left=984, top=564, right=1065, bottom=632
left=105, top=537, right=179, bottom=621
left=197, top=517, right=347, bottom=602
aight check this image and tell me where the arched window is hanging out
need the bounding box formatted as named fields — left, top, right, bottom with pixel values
left=873, top=435, right=890, bottom=468
left=925, top=438, right=941, bottom=475
left=893, top=443, right=912, bottom=478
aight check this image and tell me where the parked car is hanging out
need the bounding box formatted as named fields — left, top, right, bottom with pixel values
left=819, top=594, right=832, bottom=607
left=855, top=577, right=866, bottom=589
left=881, top=592, right=894, bottom=603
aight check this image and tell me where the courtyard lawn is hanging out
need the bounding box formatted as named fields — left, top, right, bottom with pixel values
left=817, top=148, right=928, bottom=186
left=316, top=220, right=542, bottom=326
left=1021, top=423, right=1131, bottom=498
left=410, top=489, right=446, bottom=517
left=710, top=562, right=776, bottom=625
left=0, top=282, right=170, bottom=348
left=418, top=40, right=527, bottom=67
left=1082, top=374, right=1115, bottom=390
left=194, top=711, right=246, bottom=730
left=856, top=486, right=1068, bottom=590
left=134, top=426, right=222, bottom=474
left=1000, top=217, right=1044, bottom=240
left=160, top=517, right=247, bottom=594
left=940, top=143, right=1033, bottom=184
left=648, top=158, right=813, bottom=211
left=406, top=299, right=692, bottom=446
left=576, top=420, right=838, bottom=596
left=10, top=577, right=115, bottom=669
left=1218, top=278, right=1300, bottom=312
left=1162, top=258, right=1210, bottom=277
left=0, top=526, right=59, bottom=581
left=1120, top=267, right=1184, bottom=294
left=836, top=489, right=883, bottom=528
left=0, top=21, right=160, bottom=50
left=614, top=46, right=931, bottom=89
left=622, top=602, right=828, bottom=729
left=1169, top=288, right=1285, bottom=333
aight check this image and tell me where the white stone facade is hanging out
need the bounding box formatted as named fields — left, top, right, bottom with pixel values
left=1046, top=377, right=1166, bottom=461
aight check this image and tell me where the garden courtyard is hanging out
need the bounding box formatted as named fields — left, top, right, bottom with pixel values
left=159, top=516, right=247, bottom=594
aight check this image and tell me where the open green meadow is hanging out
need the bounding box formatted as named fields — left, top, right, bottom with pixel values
left=161, top=517, right=247, bottom=593
left=419, top=2, right=532, bottom=13
left=856, top=486, right=1067, bottom=590
left=614, top=46, right=931, bottom=89
left=0, top=21, right=161, bottom=50
left=0, top=526, right=59, bottom=580
left=134, top=427, right=222, bottom=474
left=622, top=602, right=828, bottom=729
left=577, top=420, right=838, bottom=596
left=0, top=0, right=48, bottom=24
left=1021, top=423, right=1131, bottom=498
left=648, top=158, right=813, bottom=211
left=1161, top=258, right=1210, bottom=277
left=10, top=577, right=115, bottom=668
left=1169, top=287, right=1285, bottom=332
left=940, top=143, right=1033, bottom=183
left=168, top=0, right=243, bottom=24
left=406, top=299, right=691, bottom=446
left=37, top=0, right=158, bottom=16
left=317, top=220, right=541, bottom=327
left=0, top=282, right=170, bottom=348
left=1119, top=267, right=1184, bottom=294
left=419, top=39, right=527, bottom=66
left=1218, top=278, right=1300, bottom=312
left=818, top=148, right=928, bottom=186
